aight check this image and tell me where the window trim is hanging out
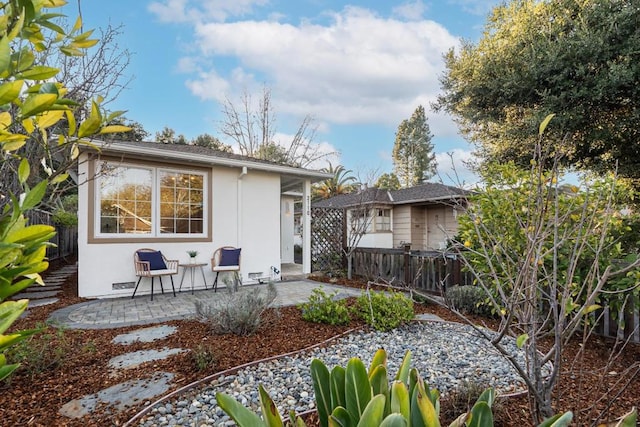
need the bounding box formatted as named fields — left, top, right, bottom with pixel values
left=87, top=157, right=213, bottom=243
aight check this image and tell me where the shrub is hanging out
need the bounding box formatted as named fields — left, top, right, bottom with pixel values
left=4, top=324, right=70, bottom=376
left=298, top=287, right=350, bottom=325
left=353, top=290, right=414, bottom=331
left=192, top=344, right=218, bottom=371
left=195, top=283, right=278, bottom=336
left=445, top=285, right=493, bottom=317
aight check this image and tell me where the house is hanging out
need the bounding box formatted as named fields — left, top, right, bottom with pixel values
left=312, top=183, right=468, bottom=250
left=76, top=140, right=331, bottom=298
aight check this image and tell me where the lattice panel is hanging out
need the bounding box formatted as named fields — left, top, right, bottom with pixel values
left=311, top=207, right=345, bottom=273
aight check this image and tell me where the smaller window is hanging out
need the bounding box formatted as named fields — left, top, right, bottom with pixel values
left=375, top=208, right=391, bottom=232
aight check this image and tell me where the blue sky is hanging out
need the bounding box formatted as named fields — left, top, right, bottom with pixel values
left=67, top=0, right=501, bottom=184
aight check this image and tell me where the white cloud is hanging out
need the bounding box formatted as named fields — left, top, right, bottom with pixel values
left=272, top=132, right=340, bottom=169
left=392, top=0, right=428, bottom=21
left=178, top=6, right=459, bottom=133
left=185, top=70, right=231, bottom=100
left=435, top=149, right=479, bottom=187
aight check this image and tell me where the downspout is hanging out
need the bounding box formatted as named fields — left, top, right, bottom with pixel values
left=237, top=166, right=247, bottom=246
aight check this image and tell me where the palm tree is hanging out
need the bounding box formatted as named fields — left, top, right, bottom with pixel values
left=313, top=162, right=358, bottom=199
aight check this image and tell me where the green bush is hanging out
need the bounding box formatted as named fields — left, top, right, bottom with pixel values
left=445, top=285, right=494, bottom=317
left=4, top=324, right=70, bottom=376
left=299, top=287, right=350, bottom=325
left=354, top=290, right=414, bottom=331
left=192, top=344, right=218, bottom=371
left=195, top=283, right=278, bottom=336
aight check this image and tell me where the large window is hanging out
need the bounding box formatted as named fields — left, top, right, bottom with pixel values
left=96, top=161, right=206, bottom=238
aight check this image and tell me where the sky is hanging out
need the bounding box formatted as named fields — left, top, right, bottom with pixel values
left=66, top=0, right=502, bottom=185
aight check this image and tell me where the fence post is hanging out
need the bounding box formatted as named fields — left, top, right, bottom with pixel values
left=403, top=244, right=411, bottom=286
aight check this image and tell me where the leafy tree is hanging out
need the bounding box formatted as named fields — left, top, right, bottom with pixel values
left=220, top=86, right=334, bottom=167
left=375, top=172, right=400, bottom=190
left=392, top=105, right=436, bottom=187
left=434, top=0, right=640, bottom=180
left=0, top=17, right=133, bottom=210
left=192, top=133, right=232, bottom=152
left=254, top=141, right=289, bottom=163
left=450, top=117, right=640, bottom=423
left=155, top=126, right=187, bottom=145
left=313, top=162, right=357, bottom=200
left=0, top=0, right=126, bottom=380
left=101, top=118, right=148, bottom=142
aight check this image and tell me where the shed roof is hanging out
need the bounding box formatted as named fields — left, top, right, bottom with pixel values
left=313, top=182, right=467, bottom=209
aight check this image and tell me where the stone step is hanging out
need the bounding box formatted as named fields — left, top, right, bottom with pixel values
left=12, top=290, right=59, bottom=300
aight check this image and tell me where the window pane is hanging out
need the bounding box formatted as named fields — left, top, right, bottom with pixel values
left=159, top=170, right=205, bottom=235
left=99, top=164, right=152, bottom=234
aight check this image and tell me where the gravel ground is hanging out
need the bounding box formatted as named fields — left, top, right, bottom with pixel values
left=138, top=321, right=542, bottom=426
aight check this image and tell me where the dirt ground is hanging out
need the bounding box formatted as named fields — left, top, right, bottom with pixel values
left=1, top=263, right=638, bottom=426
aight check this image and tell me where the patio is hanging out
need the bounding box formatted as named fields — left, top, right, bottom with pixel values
left=47, top=280, right=362, bottom=329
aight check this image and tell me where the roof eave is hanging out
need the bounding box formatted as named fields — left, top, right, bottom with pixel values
left=87, top=141, right=333, bottom=181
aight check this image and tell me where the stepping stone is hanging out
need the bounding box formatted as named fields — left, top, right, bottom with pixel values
left=59, top=372, right=174, bottom=419
left=112, top=325, right=177, bottom=345
left=108, top=348, right=187, bottom=370
left=414, top=313, right=444, bottom=322
left=12, top=290, right=59, bottom=300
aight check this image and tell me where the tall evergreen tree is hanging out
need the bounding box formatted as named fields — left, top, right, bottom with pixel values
left=392, top=106, right=437, bottom=187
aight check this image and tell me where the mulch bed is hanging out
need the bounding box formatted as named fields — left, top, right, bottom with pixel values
left=1, top=263, right=638, bottom=426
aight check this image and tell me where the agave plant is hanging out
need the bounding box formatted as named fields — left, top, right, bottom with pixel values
left=217, top=349, right=494, bottom=427
left=215, top=349, right=637, bottom=427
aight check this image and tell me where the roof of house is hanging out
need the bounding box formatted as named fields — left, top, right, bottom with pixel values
left=85, top=139, right=332, bottom=183
left=313, top=182, right=468, bottom=209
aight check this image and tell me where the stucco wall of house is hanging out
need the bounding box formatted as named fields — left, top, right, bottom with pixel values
left=77, top=157, right=281, bottom=298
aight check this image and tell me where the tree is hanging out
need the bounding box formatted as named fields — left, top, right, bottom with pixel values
left=375, top=172, right=401, bottom=191
left=101, top=118, right=149, bottom=142
left=448, top=118, right=640, bottom=423
left=434, top=0, right=640, bottom=180
left=155, top=126, right=187, bottom=145
left=0, top=0, right=125, bottom=380
left=192, top=133, right=232, bottom=152
left=220, top=86, right=333, bottom=167
left=0, top=17, right=133, bottom=210
left=392, top=105, right=437, bottom=188
left=313, top=162, right=357, bottom=200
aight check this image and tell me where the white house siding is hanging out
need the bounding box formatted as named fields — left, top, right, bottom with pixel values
left=357, top=232, right=393, bottom=248
left=77, top=157, right=281, bottom=298
left=280, top=197, right=295, bottom=263
left=392, top=205, right=412, bottom=248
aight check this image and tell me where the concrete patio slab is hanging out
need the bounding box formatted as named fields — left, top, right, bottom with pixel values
left=48, top=280, right=362, bottom=330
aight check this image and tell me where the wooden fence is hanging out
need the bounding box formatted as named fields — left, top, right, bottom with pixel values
left=353, top=246, right=472, bottom=293
left=352, top=246, right=640, bottom=343
left=26, top=209, right=78, bottom=261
